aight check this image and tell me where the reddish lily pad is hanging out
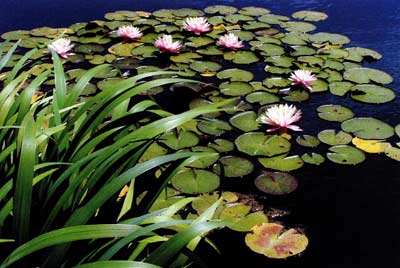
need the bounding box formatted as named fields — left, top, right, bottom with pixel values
left=254, top=171, right=298, bottom=195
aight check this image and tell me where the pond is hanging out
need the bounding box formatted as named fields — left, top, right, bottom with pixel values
left=1, top=0, right=400, bottom=268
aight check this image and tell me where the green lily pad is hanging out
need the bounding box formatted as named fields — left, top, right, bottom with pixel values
left=343, top=67, right=393, bottom=84
left=327, top=145, right=366, bottom=165
left=255, top=44, right=285, bottom=56
left=329, top=81, right=354, bottom=96
left=264, top=56, right=294, bottom=68
left=230, top=112, right=260, bottom=132
left=246, top=91, right=280, bottom=105
left=264, top=66, right=292, bottom=74
left=190, top=61, right=222, bottom=73
left=225, top=14, right=254, bottom=24
left=171, top=169, right=220, bottom=194
left=198, top=119, right=232, bottom=136
left=345, top=47, right=382, bottom=62
left=131, top=45, right=158, bottom=58
left=282, top=90, right=310, bottom=102
left=224, top=51, right=260, bottom=65
left=235, top=133, right=291, bottom=157
left=75, top=44, right=105, bottom=54
left=219, top=81, right=253, bottom=96
left=292, top=10, right=328, bottom=22
left=245, top=223, right=309, bottom=258
left=154, top=24, right=180, bottom=33
left=281, top=21, right=316, bottom=33
left=395, top=124, right=400, bottom=138
left=231, top=31, right=255, bottom=41
left=240, top=7, right=270, bottom=16
left=318, top=47, right=349, bottom=59
left=189, top=98, right=221, bottom=118
left=214, top=156, right=254, bottom=178
left=186, top=36, right=214, bottom=48
left=197, top=46, right=224, bottom=56
left=258, top=14, right=290, bottom=24
left=204, top=5, right=238, bottom=15
left=384, top=145, right=400, bottom=161
left=296, top=135, right=320, bottom=147
left=220, top=204, right=268, bottom=232
left=217, top=68, right=254, bottom=82
left=243, top=22, right=271, bottom=31
left=149, top=192, right=184, bottom=212
left=139, top=142, right=168, bottom=163
left=350, top=84, right=396, bottom=104
left=1, top=30, right=30, bottom=40
left=310, top=79, right=328, bottom=92
left=317, top=129, right=352, bottom=145
left=108, top=42, right=141, bottom=56
left=323, top=59, right=345, bottom=71
left=255, top=171, right=298, bottom=195
left=187, top=146, right=220, bottom=168
left=280, top=32, right=309, bottom=45
left=297, top=56, right=324, bottom=66
left=136, top=65, right=162, bottom=75
left=341, top=117, right=394, bottom=139
left=259, top=155, right=304, bottom=171
left=290, top=45, right=316, bottom=56
left=263, top=77, right=291, bottom=88
left=301, top=153, right=325, bottom=165
left=317, top=104, right=354, bottom=122
left=207, top=16, right=225, bottom=25
left=153, top=9, right=176, bottom=18
left=208, top=139, right=235, bottom=153
left=170, top=52, right=202, bottom=63
left=309, top=32, right=350, bottom=45
left=159, top=130, right=199, bottom=150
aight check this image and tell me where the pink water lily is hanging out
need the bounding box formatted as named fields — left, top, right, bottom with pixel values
left=288, top=69, right=317, bottom=90
left=116, top=25, right=143, bottom=40
left=154, top=34, right=182, bottom=53
left=48, top=38, right=74, bottom=59
left=217, top=33, right=244, bottom=50
left=183, top=17, right=211, bottom=35
left=258, top=104, right=302, bottom=133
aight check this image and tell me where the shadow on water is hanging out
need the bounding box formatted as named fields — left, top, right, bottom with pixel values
left=1, top=0, right=400, bottom=267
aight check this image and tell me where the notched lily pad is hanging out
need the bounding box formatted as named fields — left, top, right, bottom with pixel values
left=214, top=156, right=254, bottom=178
left=301, top=153, right=325, bottom=165
left=350, top=84, right=395, bottom=104
left=259, top=155, right=304, bottom=171
left=292, top=11, right=328, bottom=22
left=190, top=61, right=222, bottom=73
left=255, top=171, right=298, bottom=195
left=318, top=129, right=352, bottom=145
left=327, top=145, right=366, bottom=165
left=296, top=135, right=320, bottom=147
left=246, top=91, right=280, bottom=105
left=198, top=119, right=232, bottom=136
left=317, top=104, right=354, bottom=122
left=159, top=130, right=199, bottom=150
left=352, top=137, right=390, bottom=153
left=341, top=117, right=394, bottom=139
left=219, top=81, right=253, bottom=96
left=224, top=51, right=259, bottom=65
left=171, top=169, right=220, bottom=194
left=230, top=112, right=260, bottom=132
left=343, top=67, right=393, bottom=84
left=310, top=32, right=350, bottom=45
left=217, top=68, right=254, bottom=82
left=235, top=133, right=291, bottom=157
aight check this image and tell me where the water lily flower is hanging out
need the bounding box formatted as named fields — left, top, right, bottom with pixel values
left=154, top=34, right=182, bottom=53
left=48, top=38, right=74, bottom=59
left=116, top=25, right=143, bottom=40
left=217, top=33, right=244, bottom=50
left=258, top=104, right=302, bottom=133
left=183, top=17, right=211, bottom=35
left=288, top=69, right=317, bottom=90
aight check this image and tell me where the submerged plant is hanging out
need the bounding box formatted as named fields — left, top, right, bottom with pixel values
left=47, top=38, right=74, bottom=58
left=116, top=25, right=143, bottom=40
left=258, top=104, right=303, bottom=133
left=288, top=69, right=317, bottom=91
left=183, top=17, right=212, bottom=35
left=154, top=34, right=182, bottom=53
left=217, top=33, right=244, bottom=50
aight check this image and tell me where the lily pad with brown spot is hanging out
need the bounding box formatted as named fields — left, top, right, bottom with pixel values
left=214, top=156, right=254, bottom=178
left=341, top=117, right=394, bottom=139
left=235, top=132, right=291, bottom=157
left=327, top=145, right=366, bottom=165
left=254, top=171, right=298, bottom=195
left=317, top=104, right=354, bottom=122
left=171, top=169, right=220, bottom=194
left=258, top=155, right=304, bottom=171
left=318, top=129, right=352, bottom=145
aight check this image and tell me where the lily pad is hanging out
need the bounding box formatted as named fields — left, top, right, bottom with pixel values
left=352, top=137, right=391, bottom=153
left=255, top=171, right=298, bottom=195
left=246, top=91, right=280, bottom=105
left=190, top=61, right=222, bottom=73
left=235, top=132, right=291, bottom=157
left=198, top=119, right=232, bottom=136
left=329, top=81, right=354, bottom=96
left=197, top=46, right=224, bottom=56
left=159, top=130, right=199, bottom=150
left=240, top=7, right=270, bottom=16
left=171, top=169, right=220, bottom=194
left=327, top=145, right=366, bottom=165
left=282, top=90, right=310, bottom=102
left=317, top=129, right=352, bottom=145
left=280, top=32, right=309, bottom=45
left=264, top=56, right=294, bottom=68
left=281, top=21, right=316, bottom=33
left=292, top=11, right=328, bottom=22
left=350, top=84, right=395, bottom=104
left=263, top=77, right=291, bottom=88
left=186, top=36, right=214, bottom=48
left=230, top=112, right=260, bottom=132
left=341, top=117, right=394, bottom=139
left=170, top=52, right=202, bottom=63
left=204, top=5, right=238, bottom=15
left=108, top=42, right=141, bottom=56
left=259, top=14, right=290, bottom=24
left=309, top=32, right=350, bottom=45
left=214, top=156, right=254, bottom=178
left=384, top=145, right=400, bottom=161
left=224, top=51, right=260, bottom=65
left=208, top=139, right=235, bottom=153
left=296, top=135, right=320, bottom=147
left=301, top=153, right=325, bottom=165
left=217, top=68, right=254, bottom=82
left=219, top=81, right=253, bottom=96
left=317, top=104, right=354, bottom=122
left=396, top=124, right=400, bottom=138
left=187, top=146, right=220, bottom=168
left=220, top=204, right=268, bottom=232
left=259, top=155, right=304, bottom=171
left=245, top=223, right=308, bottom=258
left=343, top=67, right=393, bottom=84
left=345, top=47, right=382, bottom=62
left=255, top=44, right=285, bottom=56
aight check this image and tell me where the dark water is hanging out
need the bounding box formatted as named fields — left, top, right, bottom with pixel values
left=2, top=1, right=400, bottom=268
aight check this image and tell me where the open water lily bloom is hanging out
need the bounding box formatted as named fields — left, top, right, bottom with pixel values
left=183, top=17, right=211, bottom=35
left=259, top=104, right=303, bottom=133
left=289, top=69, right=317, bottom=90
left=217, top=33, right=244, bottom=50
left=116, top=25, right=143, bottom=40
left=154, top=34, right=182, bottom=53
left=48, top=38, right=74, bottom=59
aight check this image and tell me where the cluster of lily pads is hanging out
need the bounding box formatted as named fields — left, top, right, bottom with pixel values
left=1, top=4, right=399, bottom=260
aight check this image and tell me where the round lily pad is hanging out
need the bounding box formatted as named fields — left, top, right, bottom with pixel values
left=395, top=124, right=400, bottom=138
left=258, top=155, right=304, bottom=171
left=198, top=119, right=232, bottom=136
left=204, top=5, right=238, bottom=15
left=245, top=223, right=309, bottom=259
left=170, top=52, right=202, bottom=63
left=263, top=77, right=291, bottom=88
left=190, top=61, right=222, bottom=73
left=224, top=51, right=259, bottom=65
left=282, top=90, right=310, bottom=102
left=240, top=7, right=270, bottom=16
left=341, top=117, right=394, bottom=139
left=309, top=32, right=350, bottom=45
left=171, top=169, right=220, bottom=194
left=259, top=14, right=290, bottom=24
left=197, top=46, right=224, bottom=56
left=350, top=84, right=395, bottom=104
left=217, top=68, right=254, bottom=82
left=186, top=36, right=214, bottom=48
left=208, top=139, right=235, bottom=153
left=317, top=104, right=354, bottom=122
left=343, top=67, right=393, bottom=84
left=219, top=205, right=268, bottom=232
left=292, top=10, right=328, bottom=22
left=281, top=21, right=316, bottom=33
left=345, top=47, right=382, bottom=62
left=327, top=145, right=366, bottom=165
left=255, top=44, right=285, bottom=56
left=296, top=135, right=320, bottom=147
left=264, top=56, right=294, bottom=68
left=317, top=129, right=352, bottom=145
left=301, top=153, right=325, bottom=165
left=246, top=92, right=280, bottom=105
left=255, top=171, right=298, bottom=195
left=219, top=81, right=253, bottom=96
left=230, top=111, right=259, bottom=132
left=329, top=81, right=353, bottom=96
left=235, top=132, right=291, bottom=157
left=159, top=130, right=199, bottom=150
left=214, top=156, right=254, bottom=178
left=173, top=8, right=204, bottom=17
left=280, top=32, right=309, bottom=45
left=187, top=146, right=220, bottom=168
